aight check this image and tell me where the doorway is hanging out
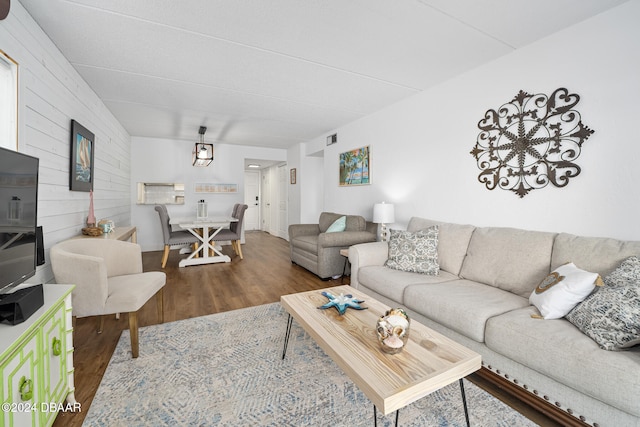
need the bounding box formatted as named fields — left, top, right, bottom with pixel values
left=243, top=159, right=287, bottom=237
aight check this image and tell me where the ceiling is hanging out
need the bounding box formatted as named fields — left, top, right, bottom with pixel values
left=20, top=0, right=628, bottom=150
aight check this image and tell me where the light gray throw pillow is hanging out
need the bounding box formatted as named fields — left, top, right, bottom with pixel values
left=385, top=227, right=439, bottom=275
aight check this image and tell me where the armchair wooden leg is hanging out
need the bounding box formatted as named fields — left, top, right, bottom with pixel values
left=129, top=312, right=139, bottom=358
left=98, top=315, right=105, bottom=334
left=157, top=288, right=164, bottom=324
left=161, top=245, right=170, bottom=268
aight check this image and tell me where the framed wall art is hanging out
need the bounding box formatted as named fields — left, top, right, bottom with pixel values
left=69, top=119, right=95, bottom=192
left=339, top=145, right=370, bottom=186
left=290, top=168, right=296, bottom=184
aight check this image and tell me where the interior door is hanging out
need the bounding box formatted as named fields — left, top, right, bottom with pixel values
left=243, top=171, right=260, bottom=231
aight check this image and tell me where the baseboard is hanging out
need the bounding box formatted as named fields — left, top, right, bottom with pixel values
left=475, top=367, right=591, bottom=427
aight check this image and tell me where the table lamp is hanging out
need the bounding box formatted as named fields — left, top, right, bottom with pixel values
left=373, top=202, right=395, bottom=242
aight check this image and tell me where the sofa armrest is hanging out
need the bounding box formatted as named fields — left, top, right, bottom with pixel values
left=288, top=223, right=320, bottom=239
left=348, top=241, right=389, bottom=289
left=50, top=248, right=109, bottom=317
left=318, top=231, right=376, bottom=248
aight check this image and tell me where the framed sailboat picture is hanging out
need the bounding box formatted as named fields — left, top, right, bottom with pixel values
left=69, top=119, right=95, bottom=192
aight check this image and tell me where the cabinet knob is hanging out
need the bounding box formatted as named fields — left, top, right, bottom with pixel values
left=52, top=337, right=62, bottom=356
left=19, top=376, right=33, bottom=401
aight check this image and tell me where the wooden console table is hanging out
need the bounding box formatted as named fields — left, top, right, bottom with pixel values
left=73, top=226, right=137, bottom=243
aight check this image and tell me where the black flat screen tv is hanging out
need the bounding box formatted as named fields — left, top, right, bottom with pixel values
left=0, top=147, right=39, bottom=295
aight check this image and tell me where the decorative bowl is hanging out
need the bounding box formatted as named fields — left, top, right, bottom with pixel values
left=376, top=308, right=410, bottom=354
left=82, top=226, right=103, bottom=236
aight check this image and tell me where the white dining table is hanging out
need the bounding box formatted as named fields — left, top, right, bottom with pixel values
left=171, top=216, right=238, bottom=267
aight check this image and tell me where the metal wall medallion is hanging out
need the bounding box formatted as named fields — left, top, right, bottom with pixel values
left=470, top=88, right=594, bottom=198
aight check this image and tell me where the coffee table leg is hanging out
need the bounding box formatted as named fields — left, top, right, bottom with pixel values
left=282, top=314, right=293, bottom=360
left=460, top=378, right=470, bottom=427
left=373, top=406, right=399, bottom=427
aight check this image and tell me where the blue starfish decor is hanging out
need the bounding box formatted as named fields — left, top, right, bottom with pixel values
left=318, top=291, right=367, bottom=315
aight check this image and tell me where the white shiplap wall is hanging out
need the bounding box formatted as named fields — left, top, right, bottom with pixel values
left=1, top=3, right=131, bottom=284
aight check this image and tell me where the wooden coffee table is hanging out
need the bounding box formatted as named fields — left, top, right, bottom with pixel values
left=280, top=285, right=482, bottom=426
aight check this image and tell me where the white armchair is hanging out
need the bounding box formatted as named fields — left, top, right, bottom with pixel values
left=50, top=239, right=166, bottom=358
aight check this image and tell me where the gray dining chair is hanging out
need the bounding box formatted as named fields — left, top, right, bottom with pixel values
left=154, top=204, right=200, bottom=268
left=211, top=203, right=248, bottom=259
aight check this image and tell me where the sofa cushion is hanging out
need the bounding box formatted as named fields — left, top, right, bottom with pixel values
left=358, top=266, right=458, bottom=304
left=319, top=212, right=365, bottom=233
left=485, top=306, right=640, bottom=417
left=459, top=227, right=556, bottom=298
left=403, top=279, right=529, bottom=343
left=385, top=227, right=439, bottom=275
left=529, top=262, right=601, bottom=319
left=407, top=217, right=475, bottom=275
left=566, top=256, right=640, bottom=351
left=106, top=272, right=166, bottom=314
left=551, top=232, right=640, bottom=276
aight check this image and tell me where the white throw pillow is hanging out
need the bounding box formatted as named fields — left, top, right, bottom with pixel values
left=529, top=262, right=600, bottom=319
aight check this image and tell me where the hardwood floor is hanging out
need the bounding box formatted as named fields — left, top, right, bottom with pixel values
left=53, top=231, right=559, bottom=427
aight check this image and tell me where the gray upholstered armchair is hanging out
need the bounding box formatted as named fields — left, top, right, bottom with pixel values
left=289, top=212, right=377, bottom=279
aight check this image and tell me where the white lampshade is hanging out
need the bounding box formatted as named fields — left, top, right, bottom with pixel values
left=373, top=202, right=395, bottom=224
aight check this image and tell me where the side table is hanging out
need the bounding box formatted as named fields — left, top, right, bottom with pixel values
left=340, top=248, right=350, bottom=285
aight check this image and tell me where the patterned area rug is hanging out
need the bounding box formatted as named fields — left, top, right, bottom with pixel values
left=83, top=303, right=539, bottom=427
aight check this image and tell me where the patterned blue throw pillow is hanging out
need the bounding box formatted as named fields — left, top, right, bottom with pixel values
left=566, top=256, right=640, bottom=351
left=385, top=226, right=439, bottom=275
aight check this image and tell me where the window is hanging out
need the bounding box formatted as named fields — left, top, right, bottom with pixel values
left=0, top=50, right=18, bottom=150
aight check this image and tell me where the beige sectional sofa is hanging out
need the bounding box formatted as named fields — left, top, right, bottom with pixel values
left=349, top=217, right=640, bottom=427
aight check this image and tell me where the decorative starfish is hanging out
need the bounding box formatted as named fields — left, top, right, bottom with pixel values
left=318, top=292, right=367, bottom=315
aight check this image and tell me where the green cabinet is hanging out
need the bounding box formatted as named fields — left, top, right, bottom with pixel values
left=0, top=285, right=75, bottom=427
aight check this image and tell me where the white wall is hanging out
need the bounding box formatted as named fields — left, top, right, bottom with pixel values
left=300, top=154, right=323, bottom=224
left=131, top=136, right=286, bottom=251
left=286, top=143, right=302, bottom=226
left=287, top=142, right=324, bottom=226
left=293, top=0, right=640, bottom=241
left=1, top=2, right=131, bottom=284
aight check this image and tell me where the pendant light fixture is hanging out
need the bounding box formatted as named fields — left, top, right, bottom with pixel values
left=193, top=126, right=213, bottom=167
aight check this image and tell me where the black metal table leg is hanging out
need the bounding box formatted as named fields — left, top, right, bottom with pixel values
left=460, top=378, right=471, bottom=427
left=373, top=405, right=399, bottom=427
left=282, top=314, right=293, bottom=360
left=341, top=256, right=348, bottom=284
